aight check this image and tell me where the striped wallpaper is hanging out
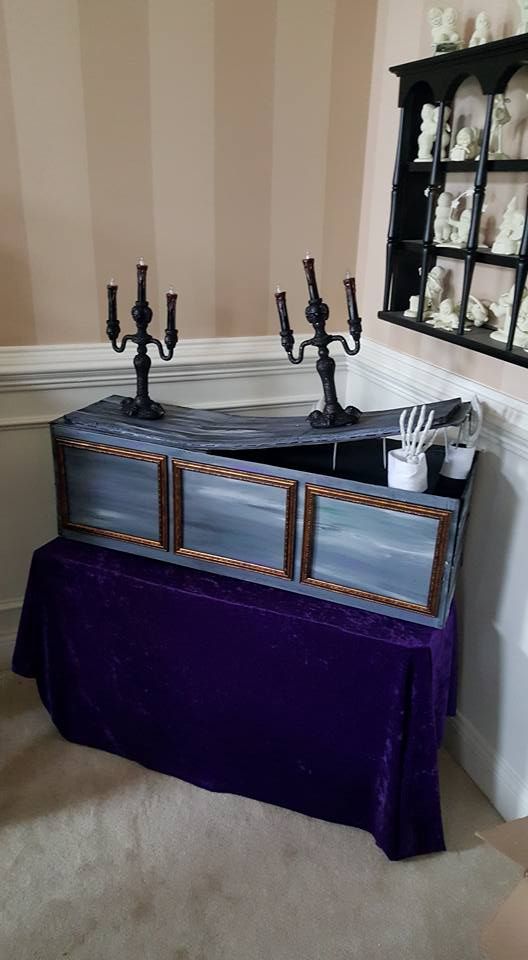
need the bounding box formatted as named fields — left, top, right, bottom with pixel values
left=0, top=0, right=377, bottom=346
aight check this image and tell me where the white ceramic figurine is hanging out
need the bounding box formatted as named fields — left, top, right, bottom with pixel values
left=469, top=12, right=491, bottom=46
left=466, top=295, right=489, bottom=327
left=489, top=95, right=511, bottom=159
left=517, top=0, right=528, bottom=34
left=492, top=197, right=525, bottom=256
left=434, top=192, right=454, bottom=243
left=416, top=104, right=438, bottom=161
left=404, top=265, right=447, bottom=319
left=450, top=126, right=480, bottom=161
left=429, top=7, right=450, bottom=49
left=430, top=298, right=460, bottom=330
left=490, top=285, right=528, bottom=348
left=443, top=6, right=461, bottom=42
left=436, top=104, right=452, bottom=159
left=429, top=6, right=462, bottom=53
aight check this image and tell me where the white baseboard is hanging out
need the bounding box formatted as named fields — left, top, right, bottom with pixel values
left=445, top=712, right=528, bottom=822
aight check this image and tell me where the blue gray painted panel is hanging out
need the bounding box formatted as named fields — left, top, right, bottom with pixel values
left=180, top=469, right=288, bottom=572
left=309, top=495, right=440, bottom=608
left=64, top=446, right=161, bottom=543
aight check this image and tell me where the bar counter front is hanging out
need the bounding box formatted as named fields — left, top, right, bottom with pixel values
left=13, top=537, right=457, bottom=861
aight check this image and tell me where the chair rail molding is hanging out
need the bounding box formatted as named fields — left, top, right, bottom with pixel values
left=0, top=335, right=335, bottom=430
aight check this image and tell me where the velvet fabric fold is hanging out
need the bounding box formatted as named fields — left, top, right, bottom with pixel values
left=13, top=538, right=457, bottom=861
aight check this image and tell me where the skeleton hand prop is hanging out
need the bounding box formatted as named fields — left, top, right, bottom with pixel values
left=398, top=406, right=436, bottom=462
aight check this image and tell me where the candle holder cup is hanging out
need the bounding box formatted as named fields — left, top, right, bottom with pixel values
left=106, top=260, right=178, bottom=420
left=275, top=256, right=362, bottom=429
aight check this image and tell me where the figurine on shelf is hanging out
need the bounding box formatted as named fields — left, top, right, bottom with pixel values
left=436, top=104, right=452, bottom=160
left=443, top=6, right=461, bottom=42
left=429, top=298, right=460, bottom=330
left=490, top=284, right=528, bottom=347
left=469, top=12, right=492, bottom=46
left=434, top=191, right=454, bottom=243
left=405, top=265, right=447, bottom=318
left=466, top=295, right=489, bottom=327
left=429, top=6, right=462, bottom=53
left=450, top=126, right=480, bottom=161
left=416, top=104, right=438, bottom=161
left=489, top=95, right=512, bottom=159
left=517, top=0, right=528, bottom=34
left=446, top=191, right=487, bottom=248
left=429, top=7, right=450, bottom=49
left=491, top=197, right=525, bottom=255
left=404, top=296, right=420, bottom=318
left=425, top=265, right=447, bottom=316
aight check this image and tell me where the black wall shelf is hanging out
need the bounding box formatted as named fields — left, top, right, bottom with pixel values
left=380, top=34, right=528, bottom=368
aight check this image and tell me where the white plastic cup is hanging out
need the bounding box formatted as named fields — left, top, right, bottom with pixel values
left=387, top=449, right=428, bottom=492
left=440, top=444, right=476, bottom=480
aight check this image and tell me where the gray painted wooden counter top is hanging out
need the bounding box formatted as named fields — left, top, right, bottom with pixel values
left=60, top=394, right=469, bottom=452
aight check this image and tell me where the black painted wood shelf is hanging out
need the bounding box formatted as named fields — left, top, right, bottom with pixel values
left=407, top=159, right=528, bottom=173
left=395, top=239, right=519, bottom=268
left=379, top=311, right=528, bottom=367
left=381, top=34, right=528, bottom=367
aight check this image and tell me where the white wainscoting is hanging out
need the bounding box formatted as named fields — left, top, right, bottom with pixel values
left=2, top=334, right=528, bottom=823
left=0, top=336, right=330, bottom=670
left=347, top=338, right=528, bottom=823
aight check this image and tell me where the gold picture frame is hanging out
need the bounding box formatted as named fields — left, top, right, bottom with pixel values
left=172, top=459, right=296, bottom=579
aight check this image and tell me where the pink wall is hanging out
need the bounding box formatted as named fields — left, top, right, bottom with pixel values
left=356, top=0, right=528, bottom=401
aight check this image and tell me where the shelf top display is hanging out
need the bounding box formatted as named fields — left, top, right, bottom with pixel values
left=380, top=32, right=528, bottom=368
left=390, top=34, right=528, bottom=105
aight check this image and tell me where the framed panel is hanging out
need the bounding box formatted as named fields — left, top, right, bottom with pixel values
left=55, top=438, right=168, bottom=550
left=301, top=484, right=451, bottom=616
left=172, top=460, right=296, bottom=579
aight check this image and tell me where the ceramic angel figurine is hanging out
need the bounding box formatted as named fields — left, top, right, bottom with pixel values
left=492, top=198, right=525, bottom=255
left=469, top=12, right=491, bottom=46
left=517, top=0, right=528, bottom=34
left=434, top=192, right=454, bottom=243
left=490, top=284, right=528, bottom=347
left=430, top=298, right=460, bottom=330
left=489, top=95, right=511, bottom=159
left=450, top=127, right=480, bottom=161
left=416, top=104, right=438, bottom=161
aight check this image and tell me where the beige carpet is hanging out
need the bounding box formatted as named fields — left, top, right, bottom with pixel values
left=0, top=672, right=518, bottom=960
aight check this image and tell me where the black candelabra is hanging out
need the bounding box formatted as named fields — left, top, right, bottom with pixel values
left=106, top=259, right=178, bottom=420
left=274, top=255, right=362, bottom=429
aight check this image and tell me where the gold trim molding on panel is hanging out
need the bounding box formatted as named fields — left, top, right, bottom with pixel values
left=172, top=459, right=296, bottom=579
left=55, top=438, right=168, bottom=550
left=300, top=484, right=451, bottom=617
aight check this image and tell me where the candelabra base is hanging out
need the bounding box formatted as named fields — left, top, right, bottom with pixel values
left=121, top=396, right=166, bottom=420
left=308, top=404, right=361, bottom=429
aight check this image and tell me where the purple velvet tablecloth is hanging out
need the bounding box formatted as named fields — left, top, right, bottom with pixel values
left=13, top=538, right=457, bottom=861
